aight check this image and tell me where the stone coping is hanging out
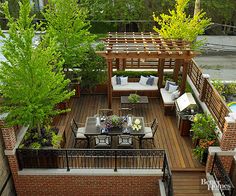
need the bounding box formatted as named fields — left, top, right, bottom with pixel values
left=18, top=168, right=163, bottom=176
left=208, top=147, right=236, bottom=156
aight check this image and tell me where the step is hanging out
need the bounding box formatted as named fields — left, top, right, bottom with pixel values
left=172, top=171, right=213, bottom=196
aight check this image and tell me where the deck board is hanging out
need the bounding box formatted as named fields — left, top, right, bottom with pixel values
left=53, top=95, right=204, bottom=170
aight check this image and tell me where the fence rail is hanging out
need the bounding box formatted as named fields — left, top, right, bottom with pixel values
left=16, top=148, right=167, bottom=171
left=188, top=60, right=230, bottom=131
left=211, top=154, right=235, bottom=196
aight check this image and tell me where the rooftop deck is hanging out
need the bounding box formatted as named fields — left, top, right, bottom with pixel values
left=54, top=95, right=204, bottom=171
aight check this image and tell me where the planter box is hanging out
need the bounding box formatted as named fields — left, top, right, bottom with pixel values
left=81, top=84, right=107, bottom=94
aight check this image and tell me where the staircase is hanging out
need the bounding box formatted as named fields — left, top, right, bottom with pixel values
left=172, top=171, right=213, bottom=196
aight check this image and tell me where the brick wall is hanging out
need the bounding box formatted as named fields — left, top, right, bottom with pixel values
left=0, top=120, right=16, bottom=195
left=14, top=175, right=160, bottom=196
left=221, top=119, right=236, bottom=151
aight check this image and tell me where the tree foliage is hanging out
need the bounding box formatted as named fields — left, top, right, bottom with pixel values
left=80, top=0, right=146, bottom=21
left=0, top=0, right=74, bottom=131
left=79, top=46, right=106, bottom=89
left=42, top=0, right=95, bottom=69
left=153, top=0, right=211, bottom=49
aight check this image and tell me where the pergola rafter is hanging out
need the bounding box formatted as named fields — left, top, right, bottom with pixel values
left=96, top=32, right=199, bottom=108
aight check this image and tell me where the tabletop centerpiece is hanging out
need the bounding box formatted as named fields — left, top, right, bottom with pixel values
left=104, top=115, right=125, bottom=130
left=128, top=93, right=140, bottom=103
left=132, top=118, right=142, bottom=131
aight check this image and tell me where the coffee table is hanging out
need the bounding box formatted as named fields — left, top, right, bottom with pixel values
left=121, top=96, right=149, bottom=108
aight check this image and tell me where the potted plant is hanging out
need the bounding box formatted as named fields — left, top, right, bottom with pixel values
left=191, top=113, right=218, bottom=164
left=128, top=93, right=140, bottom=103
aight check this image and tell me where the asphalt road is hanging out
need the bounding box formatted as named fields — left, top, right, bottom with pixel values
left=194, top=53, right=236, bottom=81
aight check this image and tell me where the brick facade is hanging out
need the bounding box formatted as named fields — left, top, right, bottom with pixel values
left=13, top=175, right=160, bottom=196
left=221, top=119, right=236, bottom=150
left=0, top=119, right=16, bottom=150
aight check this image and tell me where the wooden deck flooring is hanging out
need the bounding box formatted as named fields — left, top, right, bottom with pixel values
left=54, top=95, right=204, bottom=170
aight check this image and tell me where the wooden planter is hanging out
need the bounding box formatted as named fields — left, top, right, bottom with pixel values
left=81, top=84, right=107, bottom=94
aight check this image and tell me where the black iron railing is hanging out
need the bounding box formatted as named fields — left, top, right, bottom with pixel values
left=16, top=148, right=167, bottom=172
left=162, top=153, right=173, bottom=196
left=211, top=154, right=235, bottom=196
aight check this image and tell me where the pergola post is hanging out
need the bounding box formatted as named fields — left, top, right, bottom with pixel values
left=173, top=59, right=181, bottom=83
left=115, top=58, right=119, bottom=70
left=122, top=58, right=126, bottom=70
left=179, top=59, right=189, bottom=95
left=158, top=59, right=165, bottom=89
left=107, top=59, right=113, bottom=109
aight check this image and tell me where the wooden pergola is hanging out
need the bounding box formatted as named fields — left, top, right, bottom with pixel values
left=97, top=32, right=199, bottom=108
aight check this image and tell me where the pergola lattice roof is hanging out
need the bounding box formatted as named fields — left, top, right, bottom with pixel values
left=97, top=32, right=198, bottom=59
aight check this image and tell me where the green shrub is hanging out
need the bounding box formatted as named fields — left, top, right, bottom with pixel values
left=113, top=70, right=157, bottom=77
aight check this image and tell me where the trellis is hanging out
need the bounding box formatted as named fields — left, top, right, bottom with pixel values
left=97, top=32, right=198, bottom=108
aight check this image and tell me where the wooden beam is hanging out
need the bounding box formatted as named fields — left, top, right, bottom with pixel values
left=96, top=52, right=197, bottom=59
left=180, top=60, right=190, bottom=95
left=107, top=59, right=113, bottom=108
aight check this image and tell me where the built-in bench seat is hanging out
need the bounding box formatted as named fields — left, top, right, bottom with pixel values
left=111, top=75, right=159, bottom=97
left=160, top=88, right=180, bottom=115
left=113, top=82, right=158, bottom=91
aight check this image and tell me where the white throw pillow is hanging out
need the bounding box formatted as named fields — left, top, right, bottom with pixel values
left=111, top=75, right=116, bottom=86
left=120, top=76, right=128, bottom=86
left=168, top=84, right=178, bottom=93
left=139, top=76, right=148, bottom=85
left=171, top=90, right=180, bottom=100
left=150, top=75, right=159, bottom=86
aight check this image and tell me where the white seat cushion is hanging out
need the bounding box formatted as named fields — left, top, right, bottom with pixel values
left=119, top=135, right=132, bottom=145
left=143, top=132, right=153, bottom=139
left=76, top=127, right=86, bottom=139
left=144, top=127, right=152, bottom=134
left=113, top=82, right=158, bottom=91
left=160, top=88, right=174, bottom=105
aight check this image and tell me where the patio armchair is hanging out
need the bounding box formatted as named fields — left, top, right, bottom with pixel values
left=94, top=135, right=111, bottom=148
left=142, top=118, right=158, bottom=147
left=70, top=118, right=88, bottom=148
left=117, top=135, right=133, bottom=148
left=98, top=108, right=113, bottom=117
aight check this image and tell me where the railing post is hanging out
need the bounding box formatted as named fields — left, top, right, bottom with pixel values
left=162, top=154, right=166, bottom=182
left=65, top=150, right=70, bottom=172
left=199, top=74, right=210, bottom=102
left=114, top=150, right=117, bottom=172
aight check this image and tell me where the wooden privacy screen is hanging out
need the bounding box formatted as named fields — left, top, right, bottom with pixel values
left=188, top=60, right=230, bottom=132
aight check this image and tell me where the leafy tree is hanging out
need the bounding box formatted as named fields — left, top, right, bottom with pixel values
left=153, top=0, right=211, bottom=49
left=42, top=0, right=95, bottom=70
left=0, top=0, right=74, bottom=134
left=80, top=0, right=147, bottom=31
